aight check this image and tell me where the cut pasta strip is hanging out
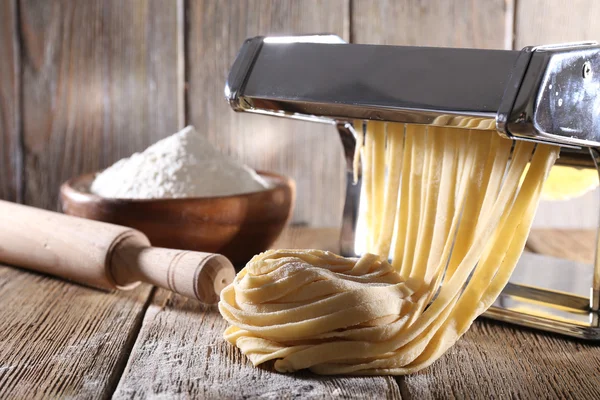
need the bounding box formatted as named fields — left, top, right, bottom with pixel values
left=375, top=123, right=403, bottom=257
left=219, top=123, right=559, bottom=375
left=352, top=120, right=364, bottom=184
left=371, top=122, right=387, bottom=248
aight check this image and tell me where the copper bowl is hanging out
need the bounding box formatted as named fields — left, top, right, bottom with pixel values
left=60, top=171, right=295, bottom=266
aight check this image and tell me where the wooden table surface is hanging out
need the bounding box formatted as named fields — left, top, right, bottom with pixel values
left=0, top=227, right=599, bottom=399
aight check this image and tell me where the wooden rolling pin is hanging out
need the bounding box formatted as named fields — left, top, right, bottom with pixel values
left=0, top=200, right=235, bottom=304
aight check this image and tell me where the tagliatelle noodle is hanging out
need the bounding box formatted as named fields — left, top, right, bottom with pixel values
left=219, top=122, right=559, bottom=375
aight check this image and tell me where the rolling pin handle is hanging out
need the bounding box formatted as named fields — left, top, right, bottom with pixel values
left=111, top=240, right=235, bottom=304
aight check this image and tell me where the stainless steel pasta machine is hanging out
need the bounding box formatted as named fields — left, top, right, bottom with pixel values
left=225, top=35, right=600, bottom=340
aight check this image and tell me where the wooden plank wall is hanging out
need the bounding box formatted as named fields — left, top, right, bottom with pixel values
left=16, top=0, right=182, bottom=210
left=0, top=0, right=21, bottom=203
left=1, top=0, right=600, bottom=227
left=351, top=0, right=512, bottom=48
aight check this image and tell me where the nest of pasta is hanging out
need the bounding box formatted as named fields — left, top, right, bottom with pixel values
left=219, top=123, right=559, bottom=375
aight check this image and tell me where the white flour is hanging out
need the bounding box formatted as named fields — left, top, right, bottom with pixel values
left=90, top=126, right=270, bottom=199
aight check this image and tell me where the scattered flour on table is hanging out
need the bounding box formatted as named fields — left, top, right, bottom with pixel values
left=90, top=126, right=270, bottom=199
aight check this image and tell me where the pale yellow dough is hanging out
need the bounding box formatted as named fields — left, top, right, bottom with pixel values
left=524, top=164, right=599, bottom=201
left=219, top=123, right=559, bottom=375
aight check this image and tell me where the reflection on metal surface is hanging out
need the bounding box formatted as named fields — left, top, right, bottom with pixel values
left=337, top=122, right=362, bottom=257
left=488, top=252, right=600, bottom=339
left=507, top=44, right=600, bottom=148
left=591, top=147, right=600, bottom=314
left=227, top=36, right=600, bottom=147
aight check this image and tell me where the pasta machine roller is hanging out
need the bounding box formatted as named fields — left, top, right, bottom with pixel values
left=225, top=35, right=600, bottom=340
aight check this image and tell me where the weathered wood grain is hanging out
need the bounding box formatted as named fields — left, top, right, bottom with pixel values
left=515, top=0, right=600, bottom=48
left=402, top=319, right=600, bottom=399
left=0, top=0, right=21, bottom=202
left=19, top=0, right=182, bottom=210
left=351, top=0, right=512, bottom=49
left=186, top=0, right=349, bottom=227
left=0, top=265, right=153, bottom=399
left=401, top=229, right=600, bottom=399
left=113, top=227, right=402, bottom=399
left=526, top=229, right=595, bottom=264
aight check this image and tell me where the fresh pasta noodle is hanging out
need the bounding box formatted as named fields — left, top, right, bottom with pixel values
left=219, top=122, right=559, bottom=375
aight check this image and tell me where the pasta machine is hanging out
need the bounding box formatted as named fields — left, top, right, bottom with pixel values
left=225, top=35, right=600, bottom=340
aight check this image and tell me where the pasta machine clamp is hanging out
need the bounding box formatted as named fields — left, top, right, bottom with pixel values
left=225, top=35, right=600, bottom=340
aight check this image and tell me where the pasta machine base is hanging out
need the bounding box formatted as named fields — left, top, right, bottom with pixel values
left=488, top=251, right=600, bottom=340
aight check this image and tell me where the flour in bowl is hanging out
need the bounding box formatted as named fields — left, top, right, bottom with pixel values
left=90, top=126, right=270, bottom=199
